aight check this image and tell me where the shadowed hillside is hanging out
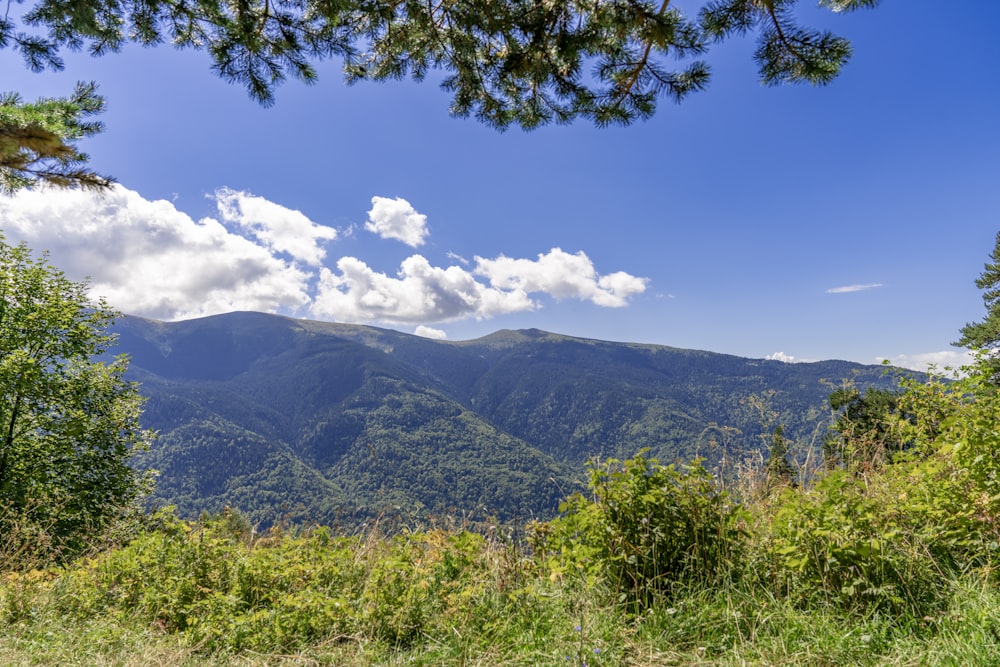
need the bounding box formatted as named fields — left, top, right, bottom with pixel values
left=114, top=312, right=900, bottom=526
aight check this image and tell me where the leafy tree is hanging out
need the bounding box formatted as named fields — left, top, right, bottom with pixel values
left=0, top=82, right=112, bottom=193
left=1, top=0, right=879, bottom=188
left=0, top=236, right=153, bottom=558
left=955, top=231, right=1000, bottom=353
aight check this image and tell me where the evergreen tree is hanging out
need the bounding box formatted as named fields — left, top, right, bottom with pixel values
left=955, top=231, right=1000, bottom=352
left=0, top=82, right=112, bottom=193
left=4, top=0, right=881, bottom=127
left=1, top=0, right=880, bottom=189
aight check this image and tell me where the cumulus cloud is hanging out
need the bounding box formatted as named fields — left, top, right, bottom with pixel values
left=365, top=196, right=429, bottom=247
left=0, top=185, right=313, bottom=320
left=214, top=187, right=337, bottom=266
left=826, top=283, right=883, bottom=294
left=311, top=250, right=648, bottom=324
left=878, top=350, right=974, bottom=372
left=0, top=186, right=647, bottom=327
left=415, top=325, right=448, bottom=340
left=311, top=255, right=534, bottom=324
left=474, top=248, right=648, bottom=307
left=765, top=352, right=819, bottom=363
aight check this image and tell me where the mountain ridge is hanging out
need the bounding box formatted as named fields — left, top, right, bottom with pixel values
left=113, top=311, right=900, bottom=526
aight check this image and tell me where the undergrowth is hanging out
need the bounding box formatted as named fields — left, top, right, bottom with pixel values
left=4, top=360, right=1000, bottom=665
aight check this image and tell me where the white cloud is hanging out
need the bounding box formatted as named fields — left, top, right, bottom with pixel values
left=826, top=283, right=883, bottom=294
left=768, top=350, right=971, bottom=371
left=0, top=185, right=313, bottom=320
left=214, top=187, right=337, bottom=266
left=310, top=249, right=648, bottom=325
left=474, top=248, right=648, bottom=307
left=365, top=196, right=429, bottom=247
left=415, top=325, right=448, bottom=340
left=311, top=255, right=534, bottom=324
left=764, top=352, right=819, bottom=363
left=0, top=186, right=648, bottom=328
left=877, top=350, right=974, bottom=373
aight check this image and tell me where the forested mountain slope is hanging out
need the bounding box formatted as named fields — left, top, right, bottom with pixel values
left=113, top=312, right=898, bottom=526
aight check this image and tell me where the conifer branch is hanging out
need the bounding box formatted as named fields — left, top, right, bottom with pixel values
left=611, top=0, right=671, bottom=103
left=762, top=1, right=804, bottom=66
left=0, top=0, right=880, bottom=176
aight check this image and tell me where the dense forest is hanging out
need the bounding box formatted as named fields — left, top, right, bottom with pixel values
left=115, top=312, right=900, bottom=526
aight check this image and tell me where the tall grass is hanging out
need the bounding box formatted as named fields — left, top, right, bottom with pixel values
left=1, top=471, right=998, bottom=665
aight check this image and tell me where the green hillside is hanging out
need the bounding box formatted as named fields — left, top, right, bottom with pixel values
left=116, top=312, right=900, bottom=526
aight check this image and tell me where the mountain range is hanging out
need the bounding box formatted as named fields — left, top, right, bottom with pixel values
left=112, top=311, right=899, bottom=527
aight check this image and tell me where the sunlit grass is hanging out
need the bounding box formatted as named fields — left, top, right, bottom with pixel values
left=1, top=515, right=998, bottom=667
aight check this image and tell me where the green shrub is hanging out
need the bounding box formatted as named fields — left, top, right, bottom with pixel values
left=763, top=361, right=1000, bottom=619
left=539, top=451, right=746, bottom=611
left=766, top=469, right=946, bottom=616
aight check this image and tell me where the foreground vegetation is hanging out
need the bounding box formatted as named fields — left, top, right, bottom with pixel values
left=3, top=357, right=1000, bottom=665
left=4, top=520, right=999, bottom=666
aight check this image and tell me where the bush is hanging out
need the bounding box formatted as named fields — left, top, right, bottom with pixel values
left=538, top=451, right=745, bottom=611
left=762, top=360, right=1000, bottom=619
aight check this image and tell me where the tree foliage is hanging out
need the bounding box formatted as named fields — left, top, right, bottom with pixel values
left=0, top=236, right=153, bottom=558
left=0, top=82, right=112, bottom=193
left=822, top=384, right=902, bottom=470
left=3, top=0, right=879, bottom=132
left=956, top=231, right=1000, bottom=353
left=0, top=0, right=880, bottom=190
left=765, top=424, right=795, bottom=484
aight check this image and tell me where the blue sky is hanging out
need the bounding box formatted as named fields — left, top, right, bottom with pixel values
left=2, top=0, right=998, bottom=369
